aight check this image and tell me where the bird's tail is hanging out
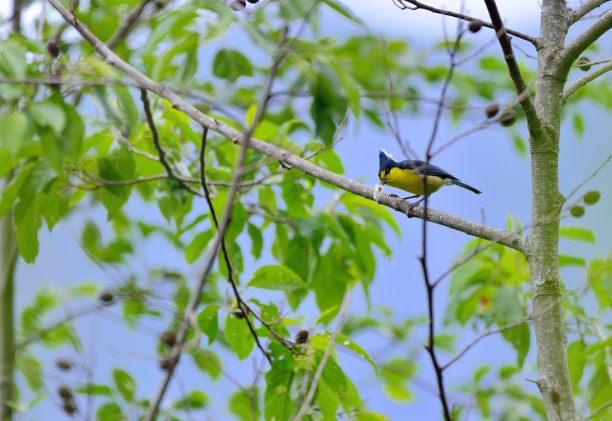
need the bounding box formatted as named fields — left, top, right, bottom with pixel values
left=451, top=179, right=481, bottom=194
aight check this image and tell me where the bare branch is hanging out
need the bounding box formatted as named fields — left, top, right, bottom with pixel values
left=392, top=0, right=537, bottom=45
left=483, top=0, right=542, bottom=138
left=569, top=0, right=610, bottom=24
left=46, top=0, right=525, bottom=253
left=563, top=60, right=612, bottom=99
left=558, top=9, right=612, bottom=74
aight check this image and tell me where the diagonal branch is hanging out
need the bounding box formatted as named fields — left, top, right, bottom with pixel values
left=557, top=9, right=612, bottom=74
left=564, top=60, right=612, bottom=99
left=393, top=0, right=537, bottom=45
left=483, top=0, right=542, bottom=138
left=46, top=0, right=525, bottom=253
left=569, top=0, right=610, bottom=24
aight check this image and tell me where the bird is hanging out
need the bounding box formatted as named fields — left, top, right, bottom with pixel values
left=375, top=149, right=481, bottom=207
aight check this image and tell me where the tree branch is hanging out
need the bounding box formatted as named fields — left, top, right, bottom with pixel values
left=563, top=60, right=612, bottom=99
left=46, top=0, right=525, bottom=253
left=557, top=9, right=612, bottom=74
left=392, top=0, right=537, bottom=45
left=483, top=0, right=542, bottom=138
left=569, top=0, right=610, bottom=24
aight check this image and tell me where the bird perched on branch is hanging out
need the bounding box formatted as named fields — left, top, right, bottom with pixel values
left=374, top=150, right=481, bottom=206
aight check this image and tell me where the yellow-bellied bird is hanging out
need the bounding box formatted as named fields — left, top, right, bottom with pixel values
left=375, top=150, right=481, bottom=206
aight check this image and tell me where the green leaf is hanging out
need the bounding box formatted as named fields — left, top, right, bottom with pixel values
left=16, top=353, right=43, bottom=391
left=559, top=254, right=586, bottom=267
left=501, top=324, right=530, bottom=368
left=248, top=265, right=304, bottom=292
left=589, top=258, right=611, bottom=311
left=567, top=340, right=586, bottom=388
left=336, top=333, right=377, bottom=371
left=173, top=390, right=208, bottom=410
left=559, top=226, right=595, bottom=244
left=248, top=223, right=263, bottom=259
left=229, top=388, right=259, bottom=421
left=113, top=369, right=136, bottom=402
left=191, top=350, right=221, bottom=380
left=573, top=113, right=585, bottom=138
left=0, top=111, right=30, bottom=154
left=264, top=365, right=294, bottom=421
left=185, top=230, right=213, bottom=263
left=317, top=379, right=341, bottom=420
left=213, top=49, right=253, bottom=82
left=29, top=100, right=66, bottom=135
left=225, top=313, right=255, bottom=360
left=197, top=305, right=219, bottom=345
left=96, top=402, right=123, bottom=421
left=14, top=194, right=41, bottom=262
left=322, top=0, right=363, bottom=25
left=74, top=384, right=113, bottom=396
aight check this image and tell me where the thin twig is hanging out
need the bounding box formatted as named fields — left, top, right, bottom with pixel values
left=563, top=61, right=612, bottom=100
left=569, top=0, right=610, bottom=25
left=391, top=0, right=537, bottom=45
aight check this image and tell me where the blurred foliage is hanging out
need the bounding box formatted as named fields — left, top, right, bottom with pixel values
left=0, top=0, right=610, bottom=420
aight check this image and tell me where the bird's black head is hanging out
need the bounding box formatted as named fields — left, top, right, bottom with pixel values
left=378, top=149, right=397, bottom=173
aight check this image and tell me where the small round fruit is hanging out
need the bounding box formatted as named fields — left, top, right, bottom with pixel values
left=159, top=356, right=172, bottom=370
left=468, top=21, right=482, bottom=33
left=46, top=41, right=60, bottom=58
left=570, top=205, right=585, bottom=218
left=229, top=0, right=246, bottom=11
left=577, top=56, right=591, bottom=71
left=56, top=358, right=72, bottom=371
left=499, top=108, right=517, bottom=127
left=62, top=399, right=77, bottom=415
left=98, top=290, right=115, bottom=305
left=583, top=190, right=600, bottom=205
left=161, top=330, right=177, bottom=348
left=233, top=309, right=246, bottom=319
left=485, top=102, right=500, bottom=118
left=58, top=385, right=72, bottom=399
left=295, top=330, right=309, bottom=344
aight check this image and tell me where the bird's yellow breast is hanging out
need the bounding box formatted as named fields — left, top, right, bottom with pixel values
left=379, top=168, right=444, bottom=196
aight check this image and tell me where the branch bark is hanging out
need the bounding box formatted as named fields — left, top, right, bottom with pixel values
left=557, top=9, right=612, bottom=74
left=46, top=0, right=524, bottom=253
left=569, top=0, right=610, bottom=24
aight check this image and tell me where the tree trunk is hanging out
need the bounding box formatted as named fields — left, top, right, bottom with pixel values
left=0, top=192, right=17, bottom=421
left=528, top=1, right=577, bottom=420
